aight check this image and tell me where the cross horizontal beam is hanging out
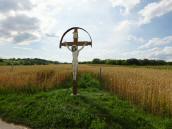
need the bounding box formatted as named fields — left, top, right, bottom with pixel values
left=61, top=41, right=92, bottom=46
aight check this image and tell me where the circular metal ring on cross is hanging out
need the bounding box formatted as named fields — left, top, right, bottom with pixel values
left=59, top=27, right=92, bottom=48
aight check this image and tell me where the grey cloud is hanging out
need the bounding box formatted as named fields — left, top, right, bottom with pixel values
left=0, top=14, right=40, bottom=44
left=1, top=14, right=39, bottom=32
left=0, top=0, right=39, bottom=44
left=0, top=29, right=11, bottom=37
left=13, top=32, right=37, bottom=43
left=0, top=0, right=32, bottom=13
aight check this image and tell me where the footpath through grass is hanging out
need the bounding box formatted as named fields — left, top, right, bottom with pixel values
left=0, top=74, right=172, bottom=129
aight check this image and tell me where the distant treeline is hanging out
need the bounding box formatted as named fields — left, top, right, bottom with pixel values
left=0, top=58, right=59, bottom=66
left=0, top=58, right=172, bottom=66
left=81, top=58, right=172, bottom=66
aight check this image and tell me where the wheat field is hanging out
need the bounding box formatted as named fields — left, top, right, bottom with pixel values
left=0, top=65, right=71, bottom=92
left=0, top=64, right=172, bottom=116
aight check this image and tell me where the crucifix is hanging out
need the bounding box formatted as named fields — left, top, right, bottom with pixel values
left=59, top=27, right=92, bottom=95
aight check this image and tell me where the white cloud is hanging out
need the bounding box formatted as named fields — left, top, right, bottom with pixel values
left=149, top=46, right=172, bottom=61
left=122, top=35, right=172, bottom=61
left=122, top=46, right=172, bottom=61
left=139, top=36, right=172, bottom=49
left=127, top=35, right=145, bottom=44
left=13, top=46, right=33, bottom=50
left=163, top=47, right=172, bottom=55
left=0, top=0, right=171, bottom=61
left=114, top=20, right=138, bottom=33
left=0, top=0, right=103, bottom=46
left=110, top=0, right=141, bottom=15
left=115, top=20, right=131, bottom=32
left=139, top=0, right=172, bottom=25
left=113, top=0, right=172, bottom=29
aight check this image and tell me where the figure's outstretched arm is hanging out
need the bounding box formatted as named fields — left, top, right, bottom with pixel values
left=78, top=43, right=86, bottom=52
left=65, top=43, right=72, bottom=52
left=67, top=45, right=72, bottom=52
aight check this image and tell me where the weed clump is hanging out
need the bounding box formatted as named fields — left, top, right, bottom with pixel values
left=78, top=73, right=100, bottom=89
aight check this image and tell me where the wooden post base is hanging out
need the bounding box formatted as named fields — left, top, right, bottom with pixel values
left=73, top=80, right=78, bottom=96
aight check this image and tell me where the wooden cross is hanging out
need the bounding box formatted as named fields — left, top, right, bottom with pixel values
left=59, top=27, right=92, bottom=95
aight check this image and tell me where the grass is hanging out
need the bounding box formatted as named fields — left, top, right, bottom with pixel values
left=0, top=74, right=172, bottom=129
left=1, top=64, right=172, bottom=116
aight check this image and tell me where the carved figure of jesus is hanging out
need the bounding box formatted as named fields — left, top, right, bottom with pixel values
left=66, top=44, right=86, bottom=80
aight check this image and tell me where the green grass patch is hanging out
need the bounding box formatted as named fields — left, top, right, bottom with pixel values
left=78, top=73, right=101, bottom=89
left=0, top=74, right=171, bottom=129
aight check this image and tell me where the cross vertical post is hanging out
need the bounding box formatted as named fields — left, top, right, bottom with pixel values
left=73, top=28, right=78, bottom=95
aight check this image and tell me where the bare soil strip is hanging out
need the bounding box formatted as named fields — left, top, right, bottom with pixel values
left=0, top=119, right=30, bottom=129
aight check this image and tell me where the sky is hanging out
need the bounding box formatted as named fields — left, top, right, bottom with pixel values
left=0, top=0, right=172, bottom=62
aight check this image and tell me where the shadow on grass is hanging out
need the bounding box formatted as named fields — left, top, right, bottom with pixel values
left=79, top=95, right=155, bottom=129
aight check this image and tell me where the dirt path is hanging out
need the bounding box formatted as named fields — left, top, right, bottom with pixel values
left=0, top=119, right=30, bottom=129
